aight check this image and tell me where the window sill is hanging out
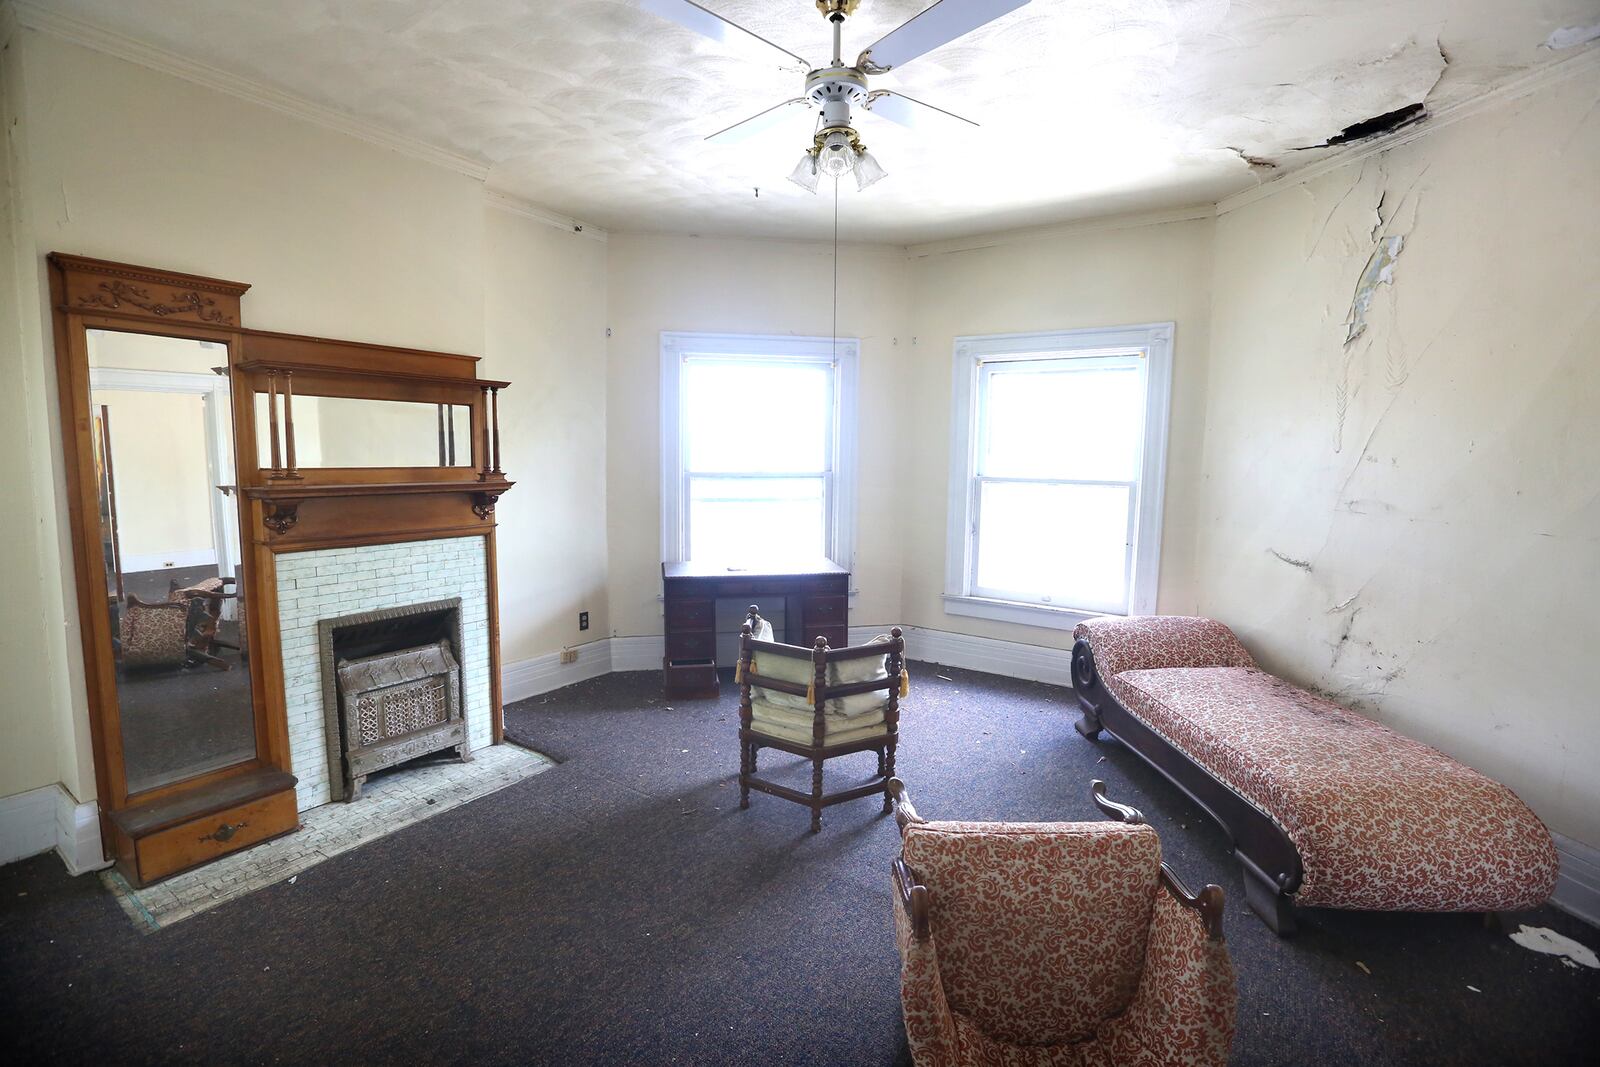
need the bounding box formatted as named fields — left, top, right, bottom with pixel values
left=941, top=595, right=1113, bottom=632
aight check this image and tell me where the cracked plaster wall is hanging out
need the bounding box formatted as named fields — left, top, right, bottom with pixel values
left=1195, top=69, right=1600, bottom=844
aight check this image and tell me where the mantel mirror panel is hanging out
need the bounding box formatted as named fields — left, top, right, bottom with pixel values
left=252, top=392, right=472, bottom=469
left=86, top=329, right=258, bottom=795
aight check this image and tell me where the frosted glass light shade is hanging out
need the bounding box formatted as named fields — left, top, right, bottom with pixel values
left=817, top=130, right=855, bottom=177
left=853, top=149, right=887, bottom=190
left=788, top=152, right=820, bottom=193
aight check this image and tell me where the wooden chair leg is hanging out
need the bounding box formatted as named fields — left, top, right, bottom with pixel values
left=882, top=736, right=899, bottom=814
left=811, top=757, right=824, bottom=833
left=739, top=741, right=752, bottom=810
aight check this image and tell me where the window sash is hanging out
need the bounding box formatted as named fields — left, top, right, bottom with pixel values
left=966, top=350, right=1147, bottom=616
left=677, top=352, right=839, bottom=562
left=967, top=475, right=1137, bottom=615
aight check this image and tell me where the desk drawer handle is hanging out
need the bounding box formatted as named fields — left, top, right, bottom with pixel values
left=201, top=820, right=247, bottom=844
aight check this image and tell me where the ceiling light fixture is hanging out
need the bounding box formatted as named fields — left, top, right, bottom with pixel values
left=645, top=0, right=1026, bottom=194
left=790, top=126, right=886, bottom=193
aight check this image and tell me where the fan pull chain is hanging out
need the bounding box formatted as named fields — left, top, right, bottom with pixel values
left=832, top=175, right=839, bottom=361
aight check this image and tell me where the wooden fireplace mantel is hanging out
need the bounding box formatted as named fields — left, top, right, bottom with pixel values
left=244, top=476, right=515, bottom=543
left=47, top=252, right=518, bottom=886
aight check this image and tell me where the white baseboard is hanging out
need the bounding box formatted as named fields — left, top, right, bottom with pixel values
left=0, top=786, right=57, bottom=867
left=1552, top=832, right=1600, bottom=929
left=898, top=625, right=1076, bottom=688
left=500, top=638, right=615, bottom=704
left=515, top=625, right=1078, bottom=693
left=0, top=784, right=107, bottom=875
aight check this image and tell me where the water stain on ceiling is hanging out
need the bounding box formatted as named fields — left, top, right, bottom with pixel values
left=39, top=0, right=1600, bottom=242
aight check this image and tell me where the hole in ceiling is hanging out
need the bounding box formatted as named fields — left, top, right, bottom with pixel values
left=1322, top=103, right=1428, bottom=147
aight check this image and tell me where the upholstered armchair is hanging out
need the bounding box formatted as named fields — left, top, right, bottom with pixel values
left=889, top=779, right=1237, bottom=1067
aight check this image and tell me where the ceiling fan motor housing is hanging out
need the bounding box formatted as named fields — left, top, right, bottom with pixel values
left=806, top=65, right=869, bottom=129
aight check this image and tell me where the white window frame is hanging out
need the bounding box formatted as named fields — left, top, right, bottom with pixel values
left=943, top=322, right=1174, bottom=630
left=660, top=331, right=858, bottom=569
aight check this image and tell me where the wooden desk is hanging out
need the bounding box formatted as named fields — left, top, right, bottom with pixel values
left=661, top=560, right=849, bottom=698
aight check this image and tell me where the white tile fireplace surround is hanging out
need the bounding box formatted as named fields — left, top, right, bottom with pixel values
left=276, top=536, right=492, bottom=809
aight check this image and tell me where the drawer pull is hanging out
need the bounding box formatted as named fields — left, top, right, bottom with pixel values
left=201, top=820, right=247, bottom=844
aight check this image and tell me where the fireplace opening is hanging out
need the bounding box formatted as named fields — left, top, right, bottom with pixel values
left=317, top=598, right=470, bottom=801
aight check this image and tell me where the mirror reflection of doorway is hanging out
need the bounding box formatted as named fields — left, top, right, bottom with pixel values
left=87, top=329, right=257, bottom=795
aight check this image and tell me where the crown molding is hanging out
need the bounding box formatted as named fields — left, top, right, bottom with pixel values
left=1217, top=42, right=1600, bottom=216
left=484, top=189, right=607, bottom=242
left=9, top=0, right=490, bottom=182
left=906, top=204, right=1216, bottom=259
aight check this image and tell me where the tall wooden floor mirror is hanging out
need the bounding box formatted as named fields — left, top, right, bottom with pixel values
left=48, top=254, right=299, bottom=887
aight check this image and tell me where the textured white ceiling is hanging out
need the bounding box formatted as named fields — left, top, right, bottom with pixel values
left=40, top=0, right=1600, bottom=242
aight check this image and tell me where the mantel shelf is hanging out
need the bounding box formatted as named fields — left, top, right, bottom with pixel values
left=244, top=478, right=514, bottom=501
left=246, top=477, right=514, bottom=533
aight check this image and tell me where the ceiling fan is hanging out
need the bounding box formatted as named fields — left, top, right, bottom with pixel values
left=641, top=0, right=1031, bottom=192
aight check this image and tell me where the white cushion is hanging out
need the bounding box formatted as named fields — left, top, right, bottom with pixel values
left=749, top=699, right=889, bottom=746
left=827, top=633, right=892, bottom=685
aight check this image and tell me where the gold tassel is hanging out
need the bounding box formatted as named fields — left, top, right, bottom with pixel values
left=806, top=681, right=816, bottom=706
left=900, top=668, right=910, bottom=698
left=735, top=659, right=744, bottom=684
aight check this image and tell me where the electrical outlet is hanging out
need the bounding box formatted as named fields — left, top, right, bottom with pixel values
left=578, top=611, right=589, bottom=631
left=560, top=648, right=578, bottom=665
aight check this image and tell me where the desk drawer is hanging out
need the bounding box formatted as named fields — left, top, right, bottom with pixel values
left=803, top=595, right=847, bottom=625
left=665, top=630, right=716, bottom=660
left=665, top=597, right=714, bottom=629
left=664, top=659, right=720, bottom=699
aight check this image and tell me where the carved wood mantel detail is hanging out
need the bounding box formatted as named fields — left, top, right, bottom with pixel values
left=261, top=500, right=301, bottom=534
left=76, top=280, right=236, bottom=324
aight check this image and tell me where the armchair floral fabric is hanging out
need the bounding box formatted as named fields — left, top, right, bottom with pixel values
left=894, top=818, right=1235, bottom=1066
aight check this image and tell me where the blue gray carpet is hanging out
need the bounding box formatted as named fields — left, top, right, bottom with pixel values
left=1, top=663, right=1595, bottom=1065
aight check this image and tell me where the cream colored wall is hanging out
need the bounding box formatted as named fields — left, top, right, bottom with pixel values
left=0, top=31, right=563, bottom=807
left=1196, top=71, right=1600, bottom=844
left=901, top=218, right=1216, bottom=647
left=604, top=233, right=911, bottom=637
left=0, top=28, right=65, bottom=798
left=484, top=208, right=610, bottom=661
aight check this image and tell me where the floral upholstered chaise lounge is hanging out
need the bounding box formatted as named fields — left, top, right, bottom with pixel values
left=1071, top=615, right=1559, bottom=934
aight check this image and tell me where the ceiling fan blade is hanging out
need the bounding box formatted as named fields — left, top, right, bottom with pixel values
left=857, top=0, right=1031, bottom=73
left=705, top=97, right=812, bottom=143
left=640, top=0, right=812, bottom=71
left=864, top=89, right=978, bottom=129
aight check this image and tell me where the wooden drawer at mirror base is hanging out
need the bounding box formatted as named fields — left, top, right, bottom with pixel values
left=109, top=772, right=300, bottom=887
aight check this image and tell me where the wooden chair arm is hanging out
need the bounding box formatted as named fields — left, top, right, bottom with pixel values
left=888, top=777, right=925, bottom=832
left=825, top=635, right=906, bottom=661
left=741, top=672, right=811, bottom=698
left=1159, top=863, right=1227, bottom=943
left=893, top=856, right=931, bottom=943
left=1091, top=779, right=1147, bottom=824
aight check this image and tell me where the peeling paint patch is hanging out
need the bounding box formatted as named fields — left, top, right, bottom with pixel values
left=1344, top=234, right=1404, bottom=346
left=1225, top=146, right=1278, bottom=171
left=1545, top=23, right=1600, bottom=50
left=1509, top=926, right=1600, bottom=969
left=1267, top=549, right=1313, bottom=572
